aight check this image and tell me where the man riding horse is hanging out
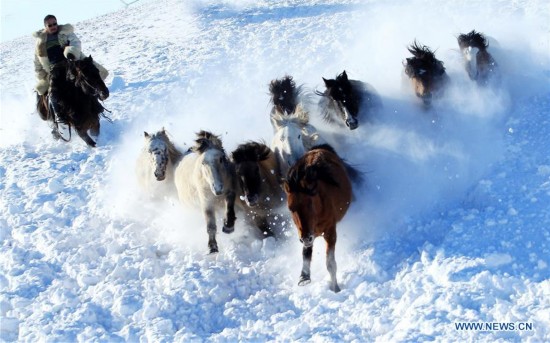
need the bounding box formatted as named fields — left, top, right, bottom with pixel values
left=33, top=14, right=109, bottom=139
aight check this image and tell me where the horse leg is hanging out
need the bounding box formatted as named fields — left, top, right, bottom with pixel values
left=90, top=118, right=100, bottom=137
left=254, top=215, right=274, bottom=238
left=325, top=230, right=340, bottom=293
left=222, top=190, right=236, bottom=234
left=75, top=126, right=96, bottom=147
left=204, top=206, right=218, bottom=254
left=298, top=245, right=312, bottom=286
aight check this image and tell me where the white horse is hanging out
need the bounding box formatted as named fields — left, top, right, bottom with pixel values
left=135, top=128, right=183, bottom=199
left=174, top=131, right=237, bottom=254
left=271, top=106, right=325, bottom=179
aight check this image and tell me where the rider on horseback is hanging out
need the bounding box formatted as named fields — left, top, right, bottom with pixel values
left=33, top=15, right=109, bottom=139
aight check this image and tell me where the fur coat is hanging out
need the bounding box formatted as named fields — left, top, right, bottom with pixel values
left=33, top=24, right=108, bottom=94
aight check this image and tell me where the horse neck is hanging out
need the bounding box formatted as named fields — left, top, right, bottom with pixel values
left=259, top=152, right=282, bottom=188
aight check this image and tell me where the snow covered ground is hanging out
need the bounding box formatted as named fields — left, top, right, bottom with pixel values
left=1, top=0, right=549, bottom=341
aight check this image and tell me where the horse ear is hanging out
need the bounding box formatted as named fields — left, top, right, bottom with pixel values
left=342, top=70, right=348, bottom=80
left=144, top=131, right=150, bottom=138
left=323, top=78, right=338, bottom=88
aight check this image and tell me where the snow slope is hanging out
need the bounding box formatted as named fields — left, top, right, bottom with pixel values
left=1, top=0, right=549, bottom=341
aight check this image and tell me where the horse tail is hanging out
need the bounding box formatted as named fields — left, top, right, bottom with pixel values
left=343, top=162, right=364, bottom=186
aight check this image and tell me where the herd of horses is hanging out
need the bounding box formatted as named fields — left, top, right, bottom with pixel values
left=37, top=31, right=499, bottom=292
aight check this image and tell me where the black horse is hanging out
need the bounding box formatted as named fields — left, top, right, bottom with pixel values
left=457, top=30, right=499, bottom=86
left=404, top=41, right=449, bottom=107
left=37, top=55, right=109, bottom=147
left=316, top=70, right=381, bottom=130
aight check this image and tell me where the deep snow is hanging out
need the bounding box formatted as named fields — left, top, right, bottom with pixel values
left=1, top=0, right=549, bottom=341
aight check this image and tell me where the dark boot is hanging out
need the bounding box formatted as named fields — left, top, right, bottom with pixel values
left=48, top=94, right=70, bottom=141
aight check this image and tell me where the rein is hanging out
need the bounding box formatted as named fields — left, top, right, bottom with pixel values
left=314, top=88, right=327, bottom=97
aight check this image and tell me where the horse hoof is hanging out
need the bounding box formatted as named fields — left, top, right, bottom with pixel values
left=208, top=247, right=219, bottom=254
left=331, top=284, right=341, bottom=293
left=298, top=277, right=311, bottom=286
left=222, top=225, right=234, bottom=234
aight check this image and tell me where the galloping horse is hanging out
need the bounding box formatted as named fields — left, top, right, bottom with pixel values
left=457, top=30, right=499, bottom=86
left=135, top=128, right=184, bottom=199
left=37, top=55, right=109, bottom=147
left=403, top=41, right=449, bottom=107
left=316, top=70, right=382, bottom=130
left=284, top=144, right=355, bottom=293
left=271, top=109, right=324, bottom=179
left=174, top=131, right=237, bottom=254
left=231, top=141, right=286, bottom=237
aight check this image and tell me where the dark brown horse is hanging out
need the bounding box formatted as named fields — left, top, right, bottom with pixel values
left=457, top=30, right=499, bottom=86
left=404, top=41, right=449, bottom=106
left=36, top=56, right=109, bottom=147
left=284, top=144, right=354, bottom=293
left=231, top=141, right=286, bottom=238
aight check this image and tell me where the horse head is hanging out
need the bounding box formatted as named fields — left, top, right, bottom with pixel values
left=231, top=142, right=272, bottom=207
left=67, top=55, right=109, bottom=101
left=269, top=75, right=302, bottom=115
left=457, top=30, right=498, bottom=85
left=192, top=131, right=229, bottom=196
left=271, top=112, right=309, bottom=176
left=144, top=129, right=170, bottom=181
left=320, top=71, right=360, bottom=130
left=404, top=41, right=447, bottom=106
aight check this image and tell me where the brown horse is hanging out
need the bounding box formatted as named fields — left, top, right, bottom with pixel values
left=457, top=30, right=500, bottom=86
left=403, top=41, right=449, bottom=107
left=231, top=141, right=286, bottom=238
left=36, top=56, right=109, bottom=147
left=284, top=144, right=354, bottom=293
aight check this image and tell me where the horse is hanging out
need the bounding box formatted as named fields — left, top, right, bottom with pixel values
left=36, top=55, right=109, bottom=147
left=173, top=131, right=237, bottom=254
left=403, top=41, right=449, bottom=107
left=270, top=108, right=325, bottom=179
left=316, top=70, right=382, bottom=130
left=231, top=141, right=286, bottom=238
left=283, top=144, right=355, bottom=293
left=457, top=30, right=500, bottom=86
left=135, top=128, right=184, bottom=199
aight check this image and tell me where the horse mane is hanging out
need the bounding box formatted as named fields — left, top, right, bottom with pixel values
left=151, top=129, right=184, bottom=162
left=310, top=143, right=364, bottom=185
left=269, top=75, right=303, bottom=103
left=286, top=146, right=341, bottom=195
left=232, top=141, right=271, bottom=163
left=193, top=130, right=225, bottom=154
left=458, top=30, right=489, bottom=50
left=271, top=106, right=310, bottom=129
left=407, top=40, right=438, bottom=63
left=309, top=143, right=337, bottom=155
left=405, top=40, right=446, bottom=77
